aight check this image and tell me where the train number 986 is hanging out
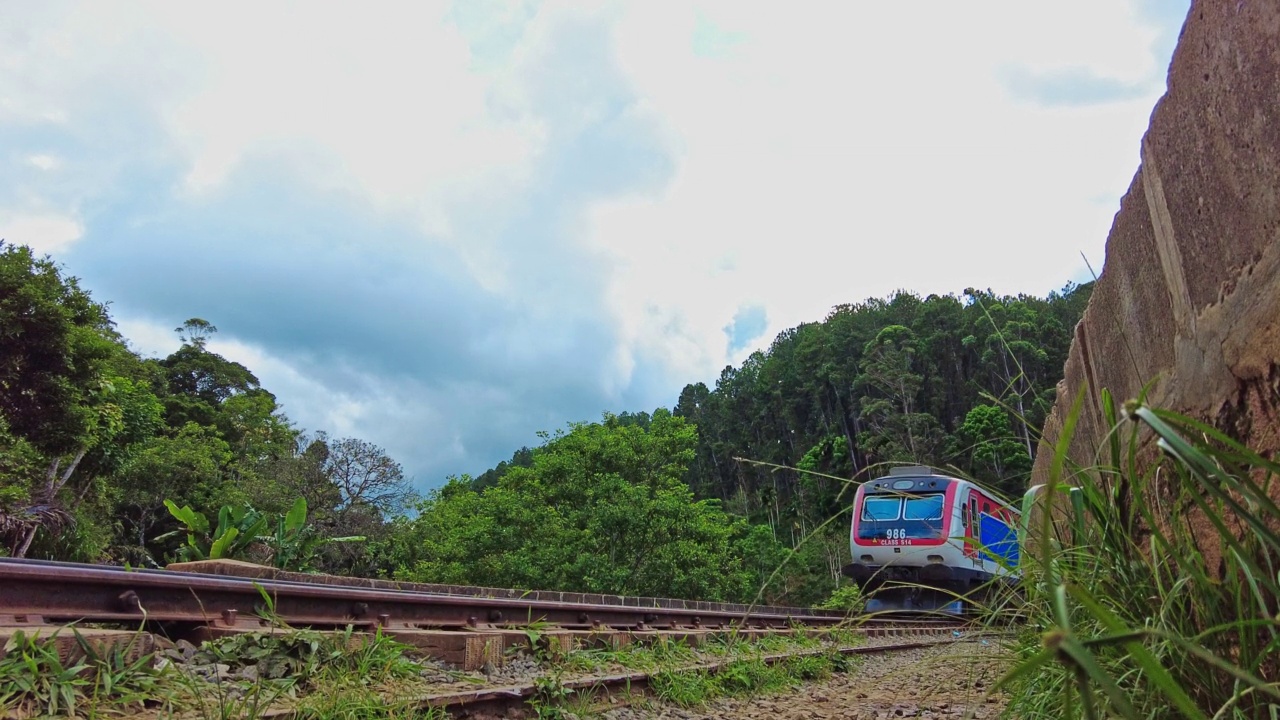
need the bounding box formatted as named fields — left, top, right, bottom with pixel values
left=880, top=528, right=913, bottom=542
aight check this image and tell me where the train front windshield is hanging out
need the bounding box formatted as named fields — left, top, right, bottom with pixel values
left=857, top=493, right=946, bottom=541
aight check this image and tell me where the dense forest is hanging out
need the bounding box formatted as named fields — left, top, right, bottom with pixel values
left=0, top=241, right=1089, bottom=606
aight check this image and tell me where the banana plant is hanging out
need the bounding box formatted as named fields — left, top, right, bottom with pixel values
left=266, top=498, right=365, bottom=571
left=159, top=497, right=365, bottom=571
left=158, top=500, right=269, bottom=562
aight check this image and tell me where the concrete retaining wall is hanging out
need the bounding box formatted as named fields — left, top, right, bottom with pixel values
left=1034, top=0, right=1280, bottom=480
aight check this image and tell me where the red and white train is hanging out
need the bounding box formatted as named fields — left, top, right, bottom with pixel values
left=842, top=466, right=1020, bottom=611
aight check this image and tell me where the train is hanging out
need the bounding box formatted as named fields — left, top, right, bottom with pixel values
left=841, top=465, right=1020, bottom=612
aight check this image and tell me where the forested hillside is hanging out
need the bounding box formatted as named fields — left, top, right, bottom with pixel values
left=465, top=285, right=1091, bottom=604
left=674, top=286, right=1090, bottom=529
left=1, top=241, right=1089, bottom=606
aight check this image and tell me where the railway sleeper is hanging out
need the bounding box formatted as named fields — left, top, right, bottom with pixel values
left=0, top=624, right=156, bottom=666
left=0, top=620, right=895, bottom=677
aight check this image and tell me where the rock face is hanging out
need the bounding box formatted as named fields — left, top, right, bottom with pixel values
left=1033, top=0, right=1280, bottom=481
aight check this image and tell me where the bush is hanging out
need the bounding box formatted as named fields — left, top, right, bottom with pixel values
left=817, top=584, right=864, bottom=614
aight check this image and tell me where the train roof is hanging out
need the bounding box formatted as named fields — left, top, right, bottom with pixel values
left=861, top=466, right=1020, bottom=513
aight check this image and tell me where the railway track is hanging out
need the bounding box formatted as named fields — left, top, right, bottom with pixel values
left=0, top=558, right=850, bottom=632
left=0, top=558, right=982, bottom=718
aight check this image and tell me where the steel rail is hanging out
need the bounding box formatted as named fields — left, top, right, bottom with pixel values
left=3, top=557, right=838, bottom=618
left=0, top=559, right=845, bottom=630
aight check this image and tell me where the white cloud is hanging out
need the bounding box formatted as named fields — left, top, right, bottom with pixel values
left=147, top=2, right=544, bottom=253
left=586, top=1, right=1175, bottom=386
left=26, top=154, right=60, bottom=171
left=0, top=212, right=83, bottom=253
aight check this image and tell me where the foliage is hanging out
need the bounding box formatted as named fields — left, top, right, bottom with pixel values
left=2, top=239, right=1093, bottom=601
left=997, top=395, right=1280, bottom=718
left=650, top=652, right=824, bottom=708
left=266, top=497, right=366, bottom=571
left=293, top=686, right=444, bottom=720
left=170, top=627, right=426, bottom=720
left=0, top=242, right=116, bottom=456
left=194, top=627, right=418, bottom=687
left=950, top=404, right=1032, bottom=495
left=160, top=497, right=364, bottom=571
left=393, top=411, right=777, bottom=601
left=161, top=499, right=270, bottom=562
left=816, top=583, right=865, bottom=614
left=656, top=284, right=1090, bottom=600
left=0, top=243, right=411, bottom=571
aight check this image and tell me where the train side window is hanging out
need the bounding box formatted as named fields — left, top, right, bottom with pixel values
left=982, top=502, right=991, bottom=516
left=961, top=496, right=969, bottom=528
left=970, top=498, right=978, bottom=525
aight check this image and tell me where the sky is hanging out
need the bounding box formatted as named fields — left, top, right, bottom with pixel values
left=0, top=0, right=1191, bottom=489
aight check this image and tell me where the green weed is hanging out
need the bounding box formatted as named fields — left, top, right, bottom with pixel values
left=293, top=682, right=443, bottom=720
left=528, top=671, right=572, bottom=719
left=0, top=627, right=166, bottom=718
left=0, top=629, right=92, bottom=717
left=996, top=394, right=1280, bottom=718
left=192, top=626, right=418, bottom=687
left=784, top=653, right=831, bottom=681
left=651, top=668, right=712, bottom=707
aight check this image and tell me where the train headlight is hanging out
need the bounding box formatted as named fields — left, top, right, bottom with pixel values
left=927, top=555, right=944, bottom=564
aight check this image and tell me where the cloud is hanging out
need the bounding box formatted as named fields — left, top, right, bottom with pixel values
left=1000, top=66, right=1148, bottom=107
left=0, top=212, right=83, bottom=253
left=26, top=155, right=60, bottom=171
left=725, top=306, right=767, bottom=356
left=11, top=2, right=675, bottom=487
left=0, top=0, right=1191, bottom=488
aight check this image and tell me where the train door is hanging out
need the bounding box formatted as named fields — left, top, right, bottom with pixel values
left=959, top=487, right=978, bottom=560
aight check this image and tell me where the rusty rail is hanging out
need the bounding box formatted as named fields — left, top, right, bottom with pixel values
left=0, top=558, right=846, bottom=632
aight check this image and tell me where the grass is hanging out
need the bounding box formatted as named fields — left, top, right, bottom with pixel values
left=993, top=392, right=1280, bottom=718
left=292, top=684, right=445, bottom=720
left=649, top=652, right=833, bottom=708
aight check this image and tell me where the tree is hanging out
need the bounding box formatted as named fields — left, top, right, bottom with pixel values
left=175, top=318, right=218, bottom=348
left=855, top=325, right=943, bottom=463
left=324, top=437, right=414, bottom=520
left=471, top=446, right=534, bottom=490
left=0, top=244, right=173, bottom=556
left=114, top=422, right=233, bottom=564
left=950, top=404, right=1031, bottom=496
left=0, top=243, right=116, bottom=456
left=157, top=320, right=262, bottom=430
left=963, top=291, right=1053, bottom=458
